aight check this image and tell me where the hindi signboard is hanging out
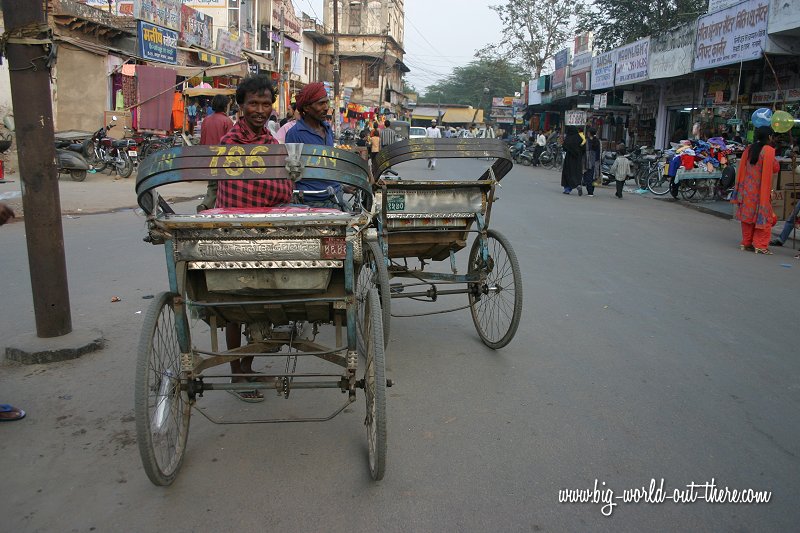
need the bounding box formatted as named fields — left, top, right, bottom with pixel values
left=650, top=23, right=696, bottom=79
left=138, top=20, right=177, bottom=64
left=133, top=0, right=181, bottom=31
left=615, top=38, right=650, bottom=86
left=693, top=0, right=769, bottom=70
left=216, top=28, right=243, bottom=58
left=565, top=110, right=587, bottom=126
left=180, top=4, right=213, bottom=49
left=591, top=50, right=616, bottom=90
left=708, top=0, right=743, bottom=13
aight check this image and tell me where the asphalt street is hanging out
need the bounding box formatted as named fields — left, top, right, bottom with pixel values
left=1, top=157, right=798, bottom=532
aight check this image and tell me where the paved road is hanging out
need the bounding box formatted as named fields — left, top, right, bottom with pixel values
left=0, top=157, right=798, bottom=532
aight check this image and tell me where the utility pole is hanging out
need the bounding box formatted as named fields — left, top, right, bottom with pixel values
left=378, top=21, right=390, bottom=117
left=1, top=1, right=73, bottom=337
left=332, top=0, right=341, bottom=139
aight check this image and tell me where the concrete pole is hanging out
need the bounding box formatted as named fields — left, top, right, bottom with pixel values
left=332, top=0, right=341, bottom=138
left=2, top=0, right=73, bottom=338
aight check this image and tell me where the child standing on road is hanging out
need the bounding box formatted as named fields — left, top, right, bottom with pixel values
left=609, top=145, right=633, bottom=199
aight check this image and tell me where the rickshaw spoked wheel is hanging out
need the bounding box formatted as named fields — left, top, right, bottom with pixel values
left=356, top=239, right=390, bottom=348
left=467, top=229, right=523, bottom=349
left=361, top=288, right=387, bottom=481
left=135, top=291, right=191, bottom=486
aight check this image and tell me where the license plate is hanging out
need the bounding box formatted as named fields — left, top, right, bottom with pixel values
left=321, top=237, right=346, bottom=259
left=387, top=193, right=405, bottom=212
left=128, top=150, right=138, bottom=157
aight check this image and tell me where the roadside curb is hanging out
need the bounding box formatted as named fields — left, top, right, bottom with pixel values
left=653, top=196, right=733, bottom=220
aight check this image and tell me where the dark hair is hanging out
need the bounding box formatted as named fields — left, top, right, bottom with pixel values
left=371, top=129, right=379, bottom=137
left=384, top=119, right=391, bottom=127
left=565, top=125, right=578, bottom=136
left=290, top=102, right=297, bottom=112
left=749, top=126, right=773, bottom=165
left=588, top=127, right=597, bottom=136
left=235, top=76, right=276, bottom=105
left=211, top=94, right=228, bottom=113
left=617, top=145, right=627, bottom=155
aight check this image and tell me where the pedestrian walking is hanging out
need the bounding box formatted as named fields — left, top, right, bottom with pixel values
left=609, top=145, right=633, bottom=199
left=583, top=128, right=601, bottom=196
left=561, top=126, right=584, bottom=194
left=380, top=119, right=397, bottom=147
left=370, top=129, right=381, bottom=175
left=426, top=119, right=441, bottom=170
left=731, top=126, right=779, bottom=254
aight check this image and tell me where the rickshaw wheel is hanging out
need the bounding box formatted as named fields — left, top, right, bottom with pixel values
left=356, top=239, right=390, bottom=348
left=361, top=288, right=387, bottom=481
left=468, top=229, right=523, bottom=349
left=135, top=291, right=191, bottom=486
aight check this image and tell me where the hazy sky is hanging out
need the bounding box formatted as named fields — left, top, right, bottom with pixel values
left=300, top=0, right=505, bottom=94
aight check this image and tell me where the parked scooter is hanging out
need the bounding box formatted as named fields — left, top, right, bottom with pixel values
left=55, top=139, right=91, bottom=181
left=517, top=145, right=536, bottom=166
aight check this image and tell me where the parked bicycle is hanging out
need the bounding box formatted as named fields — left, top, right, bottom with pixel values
left=538, top=142, right=563, bottom=169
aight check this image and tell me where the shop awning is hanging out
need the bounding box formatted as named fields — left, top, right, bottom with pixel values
left=197, top=51, right=229, bottom=65
left=242, top=49, right=274, bottom=69
left=443, top=108, right=483, bottom=124
left=173, top=61, right=249, bottom=78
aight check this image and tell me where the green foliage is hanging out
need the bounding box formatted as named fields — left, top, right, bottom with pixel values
left=479, top=0, right=586, bottom=77
left=419, top=58, right=527, bottom=117
left=579, top=0, right=707, bottom=51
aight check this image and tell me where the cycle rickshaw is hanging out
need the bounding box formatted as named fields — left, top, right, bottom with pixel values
left=134, top=143, right=389, bottom=486
left=371, top=138, right=523, bottom=349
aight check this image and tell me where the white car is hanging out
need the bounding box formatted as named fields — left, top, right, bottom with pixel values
left=409, top=127, right=427, bottom=139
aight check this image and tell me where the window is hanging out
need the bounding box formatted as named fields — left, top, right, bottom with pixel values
left=349, top=5, right=361, bottom=34
left=365, top=63, right=379, bottom=88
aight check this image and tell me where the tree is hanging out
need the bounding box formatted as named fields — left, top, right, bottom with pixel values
left=578, top=0, right=706, bottom=52
left=479, top=0, right=586, bottom=78
left=419, top=58, right=527, bottom=119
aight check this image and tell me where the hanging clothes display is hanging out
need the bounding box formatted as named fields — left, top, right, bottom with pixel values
left=137, top=65, right=176, bottom=131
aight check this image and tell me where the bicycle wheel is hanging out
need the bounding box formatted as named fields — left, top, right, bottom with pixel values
left=361, top=288, right=387, bottom=481
left=678, top=181, right=696, bottom=200
left=116, top=152, right=134, bottom=178
left=135, top=292, right=191, bottom=486
left=695, top=179, right=712, bottom=201
left=539, top=151, right=553, bottom=169
left=85, top=144, right=106, bottom=172
left=356, top=239, right=390, bottom=348
left=468, top=229, right=523, bottom=349
left=647, top=169, right=670, bottom=195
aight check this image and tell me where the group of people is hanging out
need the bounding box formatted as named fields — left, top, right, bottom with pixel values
left=559, top=126, right=607, bottom=197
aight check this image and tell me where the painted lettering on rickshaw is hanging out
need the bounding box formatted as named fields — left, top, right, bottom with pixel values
left=208, top=145, right=271, bottom=176
left=151, top=152, right=175, bottom=173
left=304, top=148, right=338, bottom=169
left=196, top=239, right=320, bottom=259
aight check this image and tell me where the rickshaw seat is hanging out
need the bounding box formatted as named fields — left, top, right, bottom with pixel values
left=200, top=206, right=343, bottom=216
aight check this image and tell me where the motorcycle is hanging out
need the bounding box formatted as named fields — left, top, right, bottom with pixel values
left=55, top=139, right=91, bottom=181
left=84, top=117, right=135, bottom=178
left=509, top=140, right=526, bottom=162
left=517, top=145, right=536, bottom=166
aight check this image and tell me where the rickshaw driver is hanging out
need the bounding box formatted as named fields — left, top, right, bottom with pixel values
left=215, top=75, right=292, bottom=402
left=285, top=82, right=345, bottom=209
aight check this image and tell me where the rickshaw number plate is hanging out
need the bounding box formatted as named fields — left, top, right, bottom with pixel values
left=387, top=194, right=406, bottom=211
left=321, top=237, right=346, bottom=259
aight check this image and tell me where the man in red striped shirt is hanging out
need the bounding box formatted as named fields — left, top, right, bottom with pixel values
left=216, top=76, right=294, bottom=209
left=216, top=76, right=293, bottom=402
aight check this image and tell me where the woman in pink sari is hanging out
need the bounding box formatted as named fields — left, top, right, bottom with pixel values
left=731, top=126, right=779, bottom=254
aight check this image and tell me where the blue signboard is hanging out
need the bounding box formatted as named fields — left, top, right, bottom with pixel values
left=138, top=20, right=177, bottom=64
